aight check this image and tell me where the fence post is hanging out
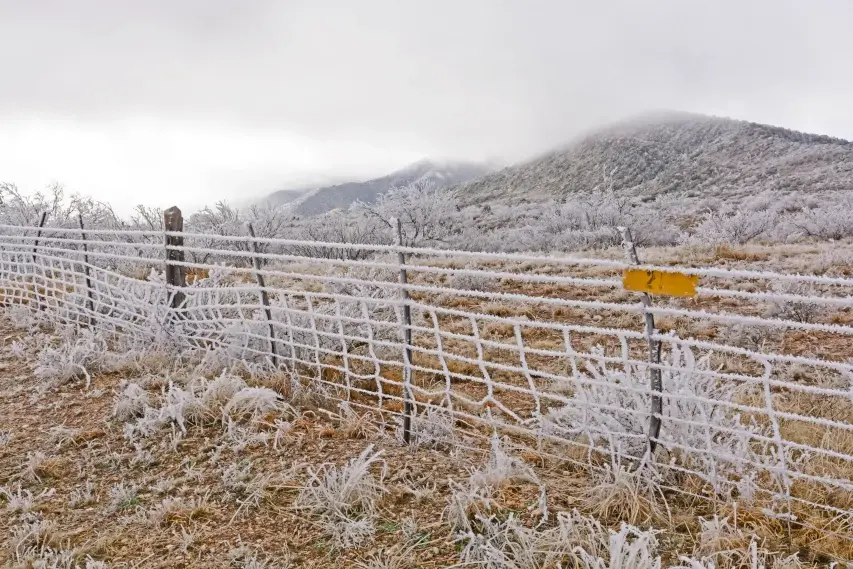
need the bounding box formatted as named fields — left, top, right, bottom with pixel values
left=246, top=222, right=279, bottom=368
left=77, top=213, right=95, bottom=325
left=392, top=218, right=414, bottom=444
left=617, top=226, right=663, bottom=457
left=163, top=207, right=186, bottom=311
left=31, top=212, right=48, bottom=311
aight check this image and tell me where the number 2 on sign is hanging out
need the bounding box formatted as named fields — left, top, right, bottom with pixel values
left=623, top=269, right=698, bottom=297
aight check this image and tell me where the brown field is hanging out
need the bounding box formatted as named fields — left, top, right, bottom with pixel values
left=1, top=241, right=852, bottom=567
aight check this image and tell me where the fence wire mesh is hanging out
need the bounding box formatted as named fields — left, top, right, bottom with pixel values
left=0, top=222, right=852, bottom=542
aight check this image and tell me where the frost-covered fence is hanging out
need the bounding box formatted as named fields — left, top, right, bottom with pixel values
left=0, top=219, right=852, bottom=541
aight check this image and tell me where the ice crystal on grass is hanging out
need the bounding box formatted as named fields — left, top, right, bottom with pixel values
left=1, top=484, right=35, bottom=513
left=34, top=328, right=107, bottom=388
left=112, top=382, right=149, bottom=421
left=295, top=444, right=387, bottom=549
left=49, top=425, right=81, bottom=449
left=444, top=436, right=543, bottom=533
left=456, top=509, right=612, bottom=569
left=398, top=405, right=456, bottom=449
left=10, top=517, right=59, bottom=559
left=542, top=341, right=769, bottom=496
left=575, top=523, right=662, bottom=569
left=228, top=546, right=291, bottom=569
left=69, top=482, right=96, bottom=508
left=14, top=546, right=107, bottom=569
left=222, top=386, right=291, bottom=423
left=107, top=482, right=138, bottom=512
left=144, top=494, right=211, bottom=527
left=24, top=451, right=59, bottom=483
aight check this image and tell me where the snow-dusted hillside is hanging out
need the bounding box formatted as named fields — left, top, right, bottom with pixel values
left=280, top=159, right=491, bottom=217
left=456, top=112, right=853, bottom=205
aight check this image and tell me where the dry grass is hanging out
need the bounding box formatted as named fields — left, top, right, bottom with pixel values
left=2, top=241, right=853, bottom=566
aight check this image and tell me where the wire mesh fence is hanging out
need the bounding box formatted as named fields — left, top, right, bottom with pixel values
left=0, top=217, right=852, bottom=542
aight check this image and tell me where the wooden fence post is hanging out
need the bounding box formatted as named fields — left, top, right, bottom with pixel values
left=31, top=212, right=48, bottom=311
left=246, top=222, right=278, bottom=368
left=77, top=213, right=95, bottom=324
left=617, top=226, right=663, bottom=457
left=393, top=218, right=414, bottom=444
left=163, top=207, right=186, bottom=311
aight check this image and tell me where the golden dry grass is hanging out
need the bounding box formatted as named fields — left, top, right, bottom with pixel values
left=2, top=241, right=853, bottom=566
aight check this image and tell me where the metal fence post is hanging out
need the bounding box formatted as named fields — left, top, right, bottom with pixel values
left=393, top=218, right=414, bottom=444
left=31, top=212, right=48, bottom=311
left=247, top=222, right=279, bottom=368
left=163, top=206, right=186, bottom=312
left=617, top=226, right=663, bottom=457
left=77, top=213, right=95, bottom=325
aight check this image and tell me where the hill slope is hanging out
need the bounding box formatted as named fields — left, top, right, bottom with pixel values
left=457, top=112, right=853, bottom=204
left=283, top=159, right=491, bottom=216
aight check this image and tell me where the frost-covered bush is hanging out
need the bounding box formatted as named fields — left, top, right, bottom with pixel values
left=447, top=269, right=496, bottom=292
left=541, top=341, right=769, bottom=495
left=456, top=191, right=681, bottom=253
left=765, top=281, right=826, bottom=323
left=790, top=194, right=853, bottom=241
left=34, top=328, right=107, bottom=388
left=121, top=372, right=268, bottom=440
left=691, top=209, right=776, bottom=245
left=222, top=386, right=291, bottom=423
left=715, top=324, right=779, bottom=353
left=356, top=179, right=465, bottom=248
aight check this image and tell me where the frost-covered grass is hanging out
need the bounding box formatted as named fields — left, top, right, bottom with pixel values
left=0, top=221, right=852, bottom=566
left=294, top=445, right=388, bottom=549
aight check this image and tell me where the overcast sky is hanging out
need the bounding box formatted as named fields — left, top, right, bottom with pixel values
left=1, top=0, right=852, bottom=214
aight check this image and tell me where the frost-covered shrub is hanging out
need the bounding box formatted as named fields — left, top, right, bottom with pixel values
left=541, top=341, right=769, bottom=495
left=765, top=281, right=826, bottom=323
left=122, top=373, right=252, bottom=439
left=447, top=269, right=496, bottom=292
left=222, top=387, right=291, bottom=423
left=716, top=324, right=781, bottom=353
left=790, top=194, right=853, bottom=241
left=34, top=328, right=107, bottom=388
left=691, top=209, right=776, bottom=245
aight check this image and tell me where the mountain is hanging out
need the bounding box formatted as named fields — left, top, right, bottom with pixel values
left=280, top=159, right=492, bottom=217
left=265, top=187, right=312, bottom=207
left=457, top=112, right=853, bottom=205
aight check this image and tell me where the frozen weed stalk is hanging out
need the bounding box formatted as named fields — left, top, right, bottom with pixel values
left=2, top=173, right=853, bottom=564
left=294, top=444, right=388, bottom=549
left=34, top=327, right=107, bottom=388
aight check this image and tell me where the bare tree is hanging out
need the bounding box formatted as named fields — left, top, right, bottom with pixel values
left=355, top=180, right=463, bottom=248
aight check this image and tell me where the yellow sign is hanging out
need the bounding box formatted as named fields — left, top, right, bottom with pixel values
left=623, top=269, right=698, bottom=297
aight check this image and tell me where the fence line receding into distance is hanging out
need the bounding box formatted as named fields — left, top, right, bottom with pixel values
left=0, top=209, right=852, bottom=543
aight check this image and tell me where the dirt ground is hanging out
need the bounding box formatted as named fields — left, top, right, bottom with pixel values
left=2, top=241, right=853, bottom=567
